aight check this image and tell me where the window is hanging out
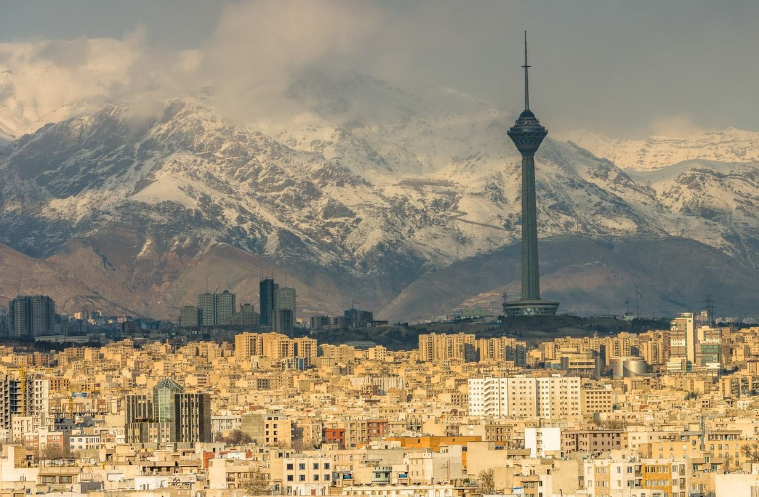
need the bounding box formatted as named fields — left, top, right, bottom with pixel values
left=287, top=476, right=294, bottom=482
left=299, top=463, right=306, bottom=470
left=299, top=475, right=306, bottom=482
left=287, top=464, right=294, bottom=470
left=314, top=475, right=319, bottom=481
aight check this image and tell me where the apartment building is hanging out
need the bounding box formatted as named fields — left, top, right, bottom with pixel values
left=584, top=457, right=689, bottom=497
left=235, top=332, right=317, bottom=363
left=468, top=376, right=580, bottom=420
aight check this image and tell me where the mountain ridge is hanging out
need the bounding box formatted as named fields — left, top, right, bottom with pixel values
left=0, top=76, right=758, bottom=321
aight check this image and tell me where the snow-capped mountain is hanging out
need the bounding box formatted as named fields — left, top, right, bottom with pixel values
left=560, top=128, right=759, bottom=171
left=1, top=69, right=758, bottom=321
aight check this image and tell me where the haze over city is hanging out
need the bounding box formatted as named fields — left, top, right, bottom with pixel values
left=1, top=2, right=759, bottom=497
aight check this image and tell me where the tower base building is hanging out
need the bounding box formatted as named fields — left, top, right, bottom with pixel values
left=503, top=298, right=559, bottom=317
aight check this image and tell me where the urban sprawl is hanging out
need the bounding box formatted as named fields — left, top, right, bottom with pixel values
left=1, top=282, right=759, bottom=497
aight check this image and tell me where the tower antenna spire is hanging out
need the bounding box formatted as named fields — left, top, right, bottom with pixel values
left=522, top=30, right=530, bottom=110
left=505, top=29, right=558, bottom=318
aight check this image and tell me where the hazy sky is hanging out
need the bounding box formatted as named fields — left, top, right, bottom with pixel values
left=1, top=0, right=758, bottom=137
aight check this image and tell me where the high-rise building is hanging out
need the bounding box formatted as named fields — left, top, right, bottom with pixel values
left=275, top=309, right=294, bottom=335
left=0, top=313, right=8, bottom=338
left=0, top=374, right=13, bottom=431
left=259, top=278, right=278, bottom=327
left=125, top=378, right=211, bottom=444
left=9, top=295, right=56, bottom=337
left=179, top=306, right=202, bottom=328
left=310, top=315, right=331, bottom=330
left=332, top=316, right=347, bottom=330
left=535, top=376, right=581, bottom=420
left=235, top=332, right=317, bottom=363
left=196, top=291, right=236, bottom=327
left=696, top=340, right=721, bottom=368
left=0, top=373, right=50, bottom=437
left=175, top=392, right=212, bottom=444
left=231, top=303, right=260, bottom=329
left=120, top=321, right=138, bottom=335
left=124, top=394, right=152, bottom=444
left=468, top=378, right=509, bottom=417
left=344, top=309, right=374, bottom=327
left=198, top=293, right=215, bottom=327
left=468, top=376, right=581, bottom=420
left=274, top=287, right=296, bottom=334
left=503, top=33, right=559, bottom=317
left=475, top=337, right=527, bottom=366
left=215, top=290, right=236, bottom=326
left=669, top=312, right=696, bottom=365
left=417, top=333, right=477, bottom=363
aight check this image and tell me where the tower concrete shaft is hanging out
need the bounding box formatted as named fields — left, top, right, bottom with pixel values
left=503, top=31, right=558, bottom=317
left=520, top=153, right=540, bottom=299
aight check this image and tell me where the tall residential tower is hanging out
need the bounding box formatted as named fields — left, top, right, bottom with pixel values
left=503, top=32, right=559, bottom=317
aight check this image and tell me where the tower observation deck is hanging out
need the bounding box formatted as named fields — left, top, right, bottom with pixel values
left=503, top=32, right=559, bottom=317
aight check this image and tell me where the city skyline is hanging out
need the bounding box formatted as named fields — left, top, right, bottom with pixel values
left=1, top=3, right=759, bottom=496
left=1, top=3, right=759, bottom=321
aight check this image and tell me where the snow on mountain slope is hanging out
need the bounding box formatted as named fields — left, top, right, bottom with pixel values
left=0, top=106, right=23, bottom=142
left=559, top=128, right=759, bottom=171
left=630, top=160, right=759, bottom=242
left=2, top=66, right=759, bottom=318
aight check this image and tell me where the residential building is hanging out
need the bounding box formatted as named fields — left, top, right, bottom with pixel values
left=179, top=306, right=202, bottom=328
left=9, top=295, right=55, bottom=337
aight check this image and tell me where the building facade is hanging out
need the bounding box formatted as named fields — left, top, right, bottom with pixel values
left=9, top=295, right=56, bottom=337
left=259, top=278, right=278, bottom=327
left=125, top=378, right=211, bottom=444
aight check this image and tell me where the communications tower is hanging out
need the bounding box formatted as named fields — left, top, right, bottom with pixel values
left=503, top=32, right=559, bottom=317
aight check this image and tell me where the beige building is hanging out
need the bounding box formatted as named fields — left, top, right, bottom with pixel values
left=581, top=387, right=614, bottom=417
left=241, top=413, right=293, bottom=447
left=235, top=332, right=317, bottom=363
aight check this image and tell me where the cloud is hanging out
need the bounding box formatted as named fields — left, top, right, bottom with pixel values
left=203, top=0, right=381, bottom=87
left=648, top=115, right=710, bottom=139
left=2, top=0, right=759, bottom=138
left=0, top=29, right=161, bottom=135
left=191, top=0, right=385, bottom=123
left=0, top=0, right=389, bottom=135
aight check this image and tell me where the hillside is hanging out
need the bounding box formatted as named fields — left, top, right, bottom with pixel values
left=0, top=70, right=757, bottom=320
